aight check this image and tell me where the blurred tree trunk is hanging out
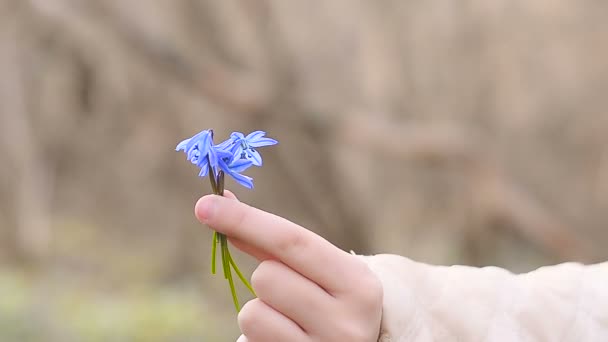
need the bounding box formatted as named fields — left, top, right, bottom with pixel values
left=0, top=20, right=53, bottom=262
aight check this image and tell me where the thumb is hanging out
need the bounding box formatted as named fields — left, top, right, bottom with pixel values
left=222, top=189, right=238, bottom=201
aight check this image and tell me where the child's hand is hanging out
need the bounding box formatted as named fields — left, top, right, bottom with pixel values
left=195, top=193, right=383, bottom=342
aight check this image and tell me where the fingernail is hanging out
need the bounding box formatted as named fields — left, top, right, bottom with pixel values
left=195, top=195, right=216, bottom=224
left=236, top=335, right=248, bottom=342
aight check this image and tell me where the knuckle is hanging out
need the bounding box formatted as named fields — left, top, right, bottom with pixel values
left=361, top=274, right=384, bottom=307
left=331, top=320, right=374, bottom=342
left=352, top=262, right=384, bottom=308
left=231, top=204, right=252, bottom=231
left=275, top=228, right=306, bottom=255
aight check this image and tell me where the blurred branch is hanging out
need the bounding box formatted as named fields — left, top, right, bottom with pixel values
left=338, top=115, right=597, bottom=261
left=270, top=118, right=370, bottom=252
left=476, top=165, right=595, bottom=261
left=27, top=0, right=277, bottom=114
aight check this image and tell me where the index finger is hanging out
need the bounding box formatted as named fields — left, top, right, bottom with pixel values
left=195, top=195, right=360, bottom=294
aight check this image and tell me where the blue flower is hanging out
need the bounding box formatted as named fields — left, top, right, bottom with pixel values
left=176, top=129, right=276, bottom=189
left=217, top=131, right=278, bottom=166
left=176, top=129, right=213, bottom=166
left=176, top=130, right=226, bottom=176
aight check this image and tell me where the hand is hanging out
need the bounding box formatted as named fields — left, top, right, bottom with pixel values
left=195, top=192, right=383, bottom=342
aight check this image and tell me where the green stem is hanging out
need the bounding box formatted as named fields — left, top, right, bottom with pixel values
left=208, top=164, right=218, bottom=194
left=217, top=171, right=225, bottom=196
left=221, top=233, right=240, bottom=311
left=207, top=166, right=252, bottom=312
left=229, top=253, right=256, bottom=296
left=208, top=166, right=219, bottom=275
left=220, top=233, right=229, bottom=279
left=211, top=231, right=217, bottom=274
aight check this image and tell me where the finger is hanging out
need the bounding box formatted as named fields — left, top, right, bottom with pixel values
left=195, top=195, right=360, bottom=294
left=251, top=260, right=334, bottom=333
left=216, top=191, right=272, bottom=259
left=238, top=298, right=308, bottom=342
left=229, top=237, right=272, bottom=261
left=236, top=335, right=247, bottom=342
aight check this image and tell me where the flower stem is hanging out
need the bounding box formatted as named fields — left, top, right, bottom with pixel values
left=221, top=233, right=240, bottom=311
left=221, top=233, right=229, bottom=279
left=208, top=164, right=218, bottom=194
left=229, top=253, right=256, bottom=296
left=211, top=231, right=217, bottom=275
left=208, top=165, right=219, bottom=276
left=207, top=168, right=253, bottom=312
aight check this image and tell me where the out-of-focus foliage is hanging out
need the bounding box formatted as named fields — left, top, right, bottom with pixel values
left=1, top=0, right=607, bottom=340
left=0, top=269, right=223, bottom=341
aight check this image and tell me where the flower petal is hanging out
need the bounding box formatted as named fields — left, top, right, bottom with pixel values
left=186, top=144, right=199, bottom=161
left=215, top=137, right=235, bottom=151
left=229, top=145, right=245, bottom=164
left=248, top=137, right=278, bottom=148
left=186, top=130, right=211, bottom=152
left=176, top=138, right=191, bottom=151
left=198, top=160, right=210, bottom=177
left=199, top=134, right=212, bottom=156
left=218, top=158, right=254, bottom=189
left=208, top=149, right=219, bottom=168
left=213, top=146, right=234, bottom=160
left=228, top=171, right=254, bottom=189
left=245, top=131, right=266, bottom=141
left=248, top=149, right=263, bottom=166
left=189, top=150, right=202, bottom=164
left=230, top=132, right=246, bottom=140
left=229, top=158, right=254, bottom=173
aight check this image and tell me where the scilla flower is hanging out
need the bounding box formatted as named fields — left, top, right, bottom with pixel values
left=176, top=129, right=213, bottom=166
left=175, top=129, right=277, bottom=311
left=176, top=129, right=276, bottom=188
left=216, top=131, right=278, bottom=166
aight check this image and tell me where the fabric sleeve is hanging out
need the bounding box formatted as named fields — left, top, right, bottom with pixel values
left=359, top=254, right=608, bottom=342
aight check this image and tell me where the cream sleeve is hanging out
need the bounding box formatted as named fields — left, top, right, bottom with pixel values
left=360, top=254, right=608, bottom=342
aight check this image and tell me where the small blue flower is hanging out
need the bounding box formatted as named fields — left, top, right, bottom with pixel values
left=176, top=129, right=213, bottom=166
left=217, top=131, right=278, bottom=166
left=176, top=129, right=276, bottom=189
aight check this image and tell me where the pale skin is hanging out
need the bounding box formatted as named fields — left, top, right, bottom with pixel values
left=195, top=192, right=383, bottom=342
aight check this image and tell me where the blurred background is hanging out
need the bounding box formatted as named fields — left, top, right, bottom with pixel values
left=1, top=0, right=608, bottom=340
